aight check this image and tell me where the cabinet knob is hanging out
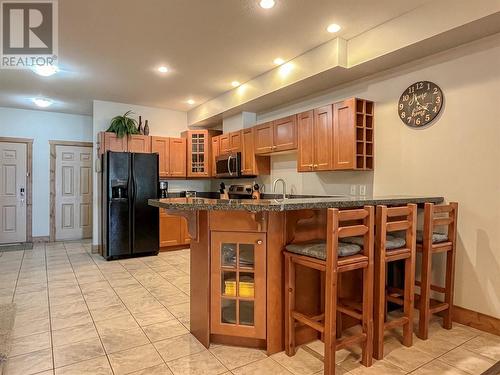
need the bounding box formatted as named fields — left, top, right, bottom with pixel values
left=256, top=240, right=263, bottom=245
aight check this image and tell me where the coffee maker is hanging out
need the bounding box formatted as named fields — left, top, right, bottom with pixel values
left=159, top=181, right=168, bottom=198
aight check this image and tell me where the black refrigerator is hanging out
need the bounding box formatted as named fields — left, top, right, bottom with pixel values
left=102, top=151, right=159, bottom=260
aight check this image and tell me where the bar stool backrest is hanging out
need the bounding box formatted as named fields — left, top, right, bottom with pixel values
left=423, top=202, right=458, bottom=247
left=376, top=204, right=417, bottom=252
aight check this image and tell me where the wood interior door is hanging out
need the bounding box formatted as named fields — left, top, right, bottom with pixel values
left=159, top=209, right=182, bottom=247
left=241, top=128, right=255, bottom=175
left=219, top=134, right=230, bottom=155
left=229, top=131, right=242, bottom=152
left=100, top=132, right=127, bottom=154
left=297, top=110, right=315, bottom=172
left=211, top=136, right=220, bottom=177
left=211, top=231, right=266, bottom=339
left=314, top=105, right=333, bottom=171
left=273, top=115, right=297, bottom=152
left=0, top=142, right=27, bottom=244
left=169, top=138, right=187, bottom=177
left=55, top=145, right=93, bottom=241
left=151, top=136, right=170, bottom=177
left=254, top=122, right=274, bottom=154
left=128, top=135, right=151, bottom=153
left=333, top=99, right=356, bottom=170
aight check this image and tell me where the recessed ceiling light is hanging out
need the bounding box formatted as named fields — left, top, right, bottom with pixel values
left=231, top=81, right=241, bottom=87
left=273, top=58, right=285, bottom=65
left=259, top=0, right=275, bottom=9
left=187, top=99, right=195, bottom=105
left=158, top=66, right=169, bottom=73
left=33, top=65, right=59, bottom=77
left=327, top=23, right=341, bottom=33
left=32, top=97, right=53, bottom=108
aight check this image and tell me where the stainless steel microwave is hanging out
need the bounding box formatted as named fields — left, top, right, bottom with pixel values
left=215, top=152, right=241, bottom=178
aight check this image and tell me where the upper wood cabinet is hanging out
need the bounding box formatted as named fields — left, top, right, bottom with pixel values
left=273, top=115, right=297, bottom=152
left=254, top=116, right=297, bottom=155
left=128, top=135, right=151, bottom=153
left=229, top=131, right=242, bottom=152
left=211, top=136, right=220, bottom=176
left=169, top=137, right=187, bottom=177
left=297, top=110, right=315, bottom=172
left=151, top=136, right=170, bottom=177
left=219, top=134, right=230, bottom=155
left=298, top=107, right=333, bottom=172
left=182, top=130, right=221, bottom=178
left=241, top=128, right=270, bottom=176
left=98, top=132, right=128, bottom=155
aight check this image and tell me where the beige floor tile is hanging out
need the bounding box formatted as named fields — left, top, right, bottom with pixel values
left=3, top=348, right=53, bottom=375
left=129, top=363, right=174, bottom=374
left=348, top=360, right=406, bottom=375
left=51, top=308, right=93, bottom=330
left=52, top=322, right=99, bottom=347
left=94, top=314, right=140, bottom=336
left=12, top=317, right=50, bottom=338
left=231, top=357, right=293, bottom=375
left=167, top=302, right=190, bottom=319
left=271, top=348, right=324, bottom=375
left=167, top=350, right=227, bottom=375
left=101, top=326, right=150, bottom=354
left=384, top=345, right=435, bottom=372
left=108, top=344, right=163, bottom=375
left=53, top=337, right=105, bottom=368
left=8, top=331, right=51, bottom=357
left=412, top=333, right=458, bottom=357
left=54, top=355, right=113, bottom=375
left=410, top=359, right=469, bottom=374
left=440, top=347, right=496, bottom=374
left=210, top=345, right=267, bottom=370
left=462, top=333, right=500, bottom=361
left=49, top=292, right=85, bottom=307
left=132, top=307, right=176, bottom=326
left=143, top=319, right=189, bottom=342
left=89, top=303, right=131, bottom=322
left=154, top=334, right=206, bottom=362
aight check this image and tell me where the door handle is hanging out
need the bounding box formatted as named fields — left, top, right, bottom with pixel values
left=227, top=155, right=233, bottom=176
left=256, top=240, right=263, bottom=245
left=19, top=187, right=25, bottom=206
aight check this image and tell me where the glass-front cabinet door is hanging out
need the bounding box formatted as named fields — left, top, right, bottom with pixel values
left=187, top=131, right=208, bottom=177
left=210, top=231, right=266, bottom=339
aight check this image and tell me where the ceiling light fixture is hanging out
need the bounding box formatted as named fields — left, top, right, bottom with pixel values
left=33, top=65, right=59, bottom=77
left=187, top=99, right=195, bottom=105
left=158, top=66, right=169, bottom=73
left=273, top=58, right=285, bottom=65
left=259, top=0, right=275, bottom=9
left=231, top=81, right=241, bottom=87
left=327, top=23, right=341, bottom=33
left=32, top=97, right=53, bottom=108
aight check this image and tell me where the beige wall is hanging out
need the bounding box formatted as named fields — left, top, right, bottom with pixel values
left=255, top=34, right=500, bottom=318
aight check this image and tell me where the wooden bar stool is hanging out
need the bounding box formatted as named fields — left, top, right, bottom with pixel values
left=284, top=206, right=374, bottom=375
left=416, top=202, right=458, bottom=340
left=373, top=204, right=417, bottom=360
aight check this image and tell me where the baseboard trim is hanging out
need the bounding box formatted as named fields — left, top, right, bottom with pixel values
left=452, top=305, right=500, bottom=336
left=32, top=236, right=50, bottom=243
left=91, top=244, right=101, bottom=254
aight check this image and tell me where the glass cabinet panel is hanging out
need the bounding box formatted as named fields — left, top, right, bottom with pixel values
left=239, top=301, right=255, bottom=326
left=239, top=244, right=255, bottom=269
left=221, top=299, right=236, bottom=324
left=221, top=243, right=237, bottom=268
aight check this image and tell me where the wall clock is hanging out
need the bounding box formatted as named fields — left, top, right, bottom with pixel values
left=398, top=81, right=443, bottom=127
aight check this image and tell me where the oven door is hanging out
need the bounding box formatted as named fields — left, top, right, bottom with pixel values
left=215, top=153, right=241, bottom=178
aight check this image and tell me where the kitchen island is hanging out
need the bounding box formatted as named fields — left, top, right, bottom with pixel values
left=149, top=195, right=443, bottom=354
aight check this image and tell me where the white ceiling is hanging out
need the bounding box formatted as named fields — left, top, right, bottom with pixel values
left=0, top=0, right=432, bottom=115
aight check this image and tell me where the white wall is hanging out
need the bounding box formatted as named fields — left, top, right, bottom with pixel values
left=92, top=100, right=211, bottom=245
left=0, top=107, right=92, bottom=237
left=255, top=34, right=500, bottom=318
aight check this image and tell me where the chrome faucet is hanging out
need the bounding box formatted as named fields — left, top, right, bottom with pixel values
left=273, top=178, right=287, bottom=200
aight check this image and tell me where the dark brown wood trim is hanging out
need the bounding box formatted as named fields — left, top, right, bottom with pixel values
left=452, top=305, right=500, bottom=336
left=0, top=137, right=33, bottom=243
left=49, top=140, right=93, bottom=147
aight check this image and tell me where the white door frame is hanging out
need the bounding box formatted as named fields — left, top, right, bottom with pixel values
left=49, top=140, right=93, bottom=242
left=0, top=137, right=33, bottom=243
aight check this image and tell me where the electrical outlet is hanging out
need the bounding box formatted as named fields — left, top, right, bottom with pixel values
left=359, top=185, right=366, bottom=196
left=350, top=185, right=357, bottom=195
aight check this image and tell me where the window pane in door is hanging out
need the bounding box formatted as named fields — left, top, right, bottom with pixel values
left=239, top=300, right=254, bottom=326
left=221, top=299, right=236, bottom=324
left=222, top=271, right=237, bottom=297
left=221, top=243, right=237, bottom=268
left=239, top=244, right=255, bottom=269
left=239, top=272, right=254, bottom=298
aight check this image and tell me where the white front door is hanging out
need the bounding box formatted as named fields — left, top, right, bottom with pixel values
left=0, top=142, right=27, bottom=244
left=55, top=145, right=93, bottom=241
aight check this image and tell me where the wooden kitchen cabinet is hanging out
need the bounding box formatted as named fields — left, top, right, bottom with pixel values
left=98, top=132, right=128, bottom=155
left=159, top=209, right=190, bottom=248
left=229, top=131, right=242, bottom=152
left=169, top=138, right=187, bottom=177
left=182, top=130, right=221, bottom=178
left=128, top=135, right=151, bottom=153
left=254, top=116, right=297, bottom=155
left=211, top=136, right=220, bottom=176
left=210, top=231, right=266, bottom=339
left=219, top=134, right=230, bottom=155
left=151, top=136, right=170, bottom=177
left=297, top=105, right=333, bottom=172
left=241, top=128, right=270, bottom=176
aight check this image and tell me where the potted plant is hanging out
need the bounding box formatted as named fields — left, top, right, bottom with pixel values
left=106, top=111, right=139, bottom=138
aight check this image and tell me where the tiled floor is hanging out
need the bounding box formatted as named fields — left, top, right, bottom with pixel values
left=1, top=241, right=499, bottom=375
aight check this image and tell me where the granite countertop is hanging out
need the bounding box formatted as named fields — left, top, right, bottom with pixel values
left=149, top=195, right=444, bottom=212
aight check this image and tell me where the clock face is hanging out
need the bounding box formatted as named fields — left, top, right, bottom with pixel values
left=398, top=81, right=443, bottom=127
